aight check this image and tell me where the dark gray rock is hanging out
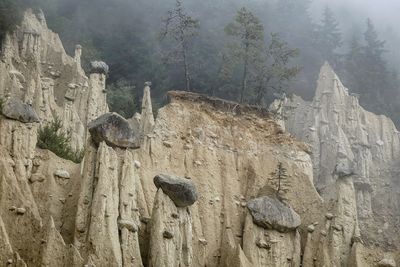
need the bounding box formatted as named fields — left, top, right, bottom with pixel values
left=163, top=230, right=173, bottom=239
left=154, top=174, right=198, bottom=207
left=334, top=157, right=354, bottom=177
left=88, top=113, right=139, bottom=148
left=1, top=98, right=39, bottom=123
left=89, top=61, right=109, bottom=75
left=246, top=196, right=301, bottom=232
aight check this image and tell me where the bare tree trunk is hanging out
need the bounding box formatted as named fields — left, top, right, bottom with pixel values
left=240, top=52, right=248, bottom=103
left=180, top=29, right=191, bottom=92
left=182, top=48, right=191, bottom=91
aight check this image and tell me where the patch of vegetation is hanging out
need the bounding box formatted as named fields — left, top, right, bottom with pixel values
left=107, top=79, right=137, bottom=118
left=37, top=116, right=84, bottom=163
left=269, top=162, right=290, bottom=202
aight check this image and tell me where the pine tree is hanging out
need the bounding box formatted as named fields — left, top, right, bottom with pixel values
left=160, top=0, right=199, bottom=92
left=252, top=33, right=301, bottom=106
left=360, top=19, right=390, bottom=110
left=269, top=162, right=290, bottom=201
left=343, top=19, right=400, bottom=119
left=314, top=7, right=342, bottom=65
left=272, top=0, right=319, bottom=98
left=224, top=7, right=264, bottom=103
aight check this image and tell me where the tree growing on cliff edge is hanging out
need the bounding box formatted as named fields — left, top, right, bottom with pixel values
left=252, top=33, right=301, bottom=106
left=224, top=7, right=264, bottom=103
left=160, top=0, right=199, bottom=92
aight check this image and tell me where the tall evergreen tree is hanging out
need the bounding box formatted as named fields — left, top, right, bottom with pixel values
left=224, top=7, right=264, bottom=103
left=161, top=0, right=199, bottom=92
left=272, top=0, right=319, bottom=99
left=344, top=19, right=399, bottom=118
left=314, top=7, right=342, bottom=66
left=343, top=34, right=364, bottom=92
left=361, top=19, right=389, bottom=108
left=252, top=33, right=301, bottom=106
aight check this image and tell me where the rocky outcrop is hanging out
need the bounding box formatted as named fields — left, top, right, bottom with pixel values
left=2, top=97, right=39, bottom=123
left=279, top=62, right=400, bottom=263
left=1, top=10, right=399, bottom=267
left=88, top=112, right=140, bottom=148
left=148, top=190, right=193, bottom=267
left=246, top=196, right=301, bottom=232
left=153, top=174, right=198, bottom=207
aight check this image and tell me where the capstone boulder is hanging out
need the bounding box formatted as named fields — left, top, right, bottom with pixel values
left=88, top=112, right=139, bottom=148
left=153, top=174, right=198, bottom=207
left=1, top=98, right=39, bottom=123
left=246, top=196, right=301, bottom=232
left=89, top=61, right=109, bottom=75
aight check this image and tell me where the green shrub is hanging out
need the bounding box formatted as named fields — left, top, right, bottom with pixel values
left=107, top=79, right=137, bottom=118
left=37, top=117, right=84, bottom=163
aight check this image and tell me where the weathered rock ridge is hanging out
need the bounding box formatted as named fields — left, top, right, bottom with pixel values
left=0, top=10, right=399, bottom=267
left=277, top=62, right=400, bottom=265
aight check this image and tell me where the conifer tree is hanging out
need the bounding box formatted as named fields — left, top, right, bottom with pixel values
left=269, top=162, right=290, bottom=201
left=224, top=7, right=264, bottom=103
left=314, top=7, right=342, bottom=65
left=252, top=33, right=300, bottom=106
left=161, top=0, right=199, bottom=92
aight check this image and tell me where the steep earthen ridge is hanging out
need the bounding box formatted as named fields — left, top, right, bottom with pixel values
left=168, top=90, right=271, bottom=118
left=280, top=62, right=400, bottom=258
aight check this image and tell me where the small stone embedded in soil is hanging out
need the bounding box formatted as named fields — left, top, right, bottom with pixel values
left=16, top=207, right=26, bottom=215
left=163, top=141, right=172, bottom=147
left=325, top=213, right=334, bottom=220
left=140, top=217, right=151, bottom=224
left=134, top=160, right=141, bottom=168
left=163, top=230, right=174, bottom=239
left=256, top=238, right=270, bottom=250
left=199, top=238, right=208, bottom=245
left=54, top=169, right=70, bottom=179
left=118, top=219, right=137, bottom=232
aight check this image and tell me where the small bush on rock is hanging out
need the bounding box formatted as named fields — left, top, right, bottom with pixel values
left=37, top=117, right=84, bottom=163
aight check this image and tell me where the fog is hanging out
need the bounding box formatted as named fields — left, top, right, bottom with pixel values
left=311, top=0, right=400, bottom=65
left=22, top=0, right=400, bottom=126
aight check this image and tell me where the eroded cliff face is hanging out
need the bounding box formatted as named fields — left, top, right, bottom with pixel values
left=279, top=62, right=400, bottom=265
left=0, top=11, right=398, bottom=267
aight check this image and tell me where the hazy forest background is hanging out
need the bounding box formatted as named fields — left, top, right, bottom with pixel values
left=1, top=0, right=400, bottom=126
